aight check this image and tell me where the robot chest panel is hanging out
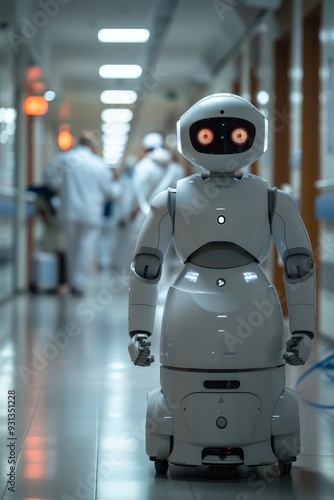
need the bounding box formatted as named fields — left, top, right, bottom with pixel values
left=174, top=175, right=271, bottom=261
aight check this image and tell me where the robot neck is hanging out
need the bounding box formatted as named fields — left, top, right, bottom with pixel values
left=207, top=171, right=243, bottom=188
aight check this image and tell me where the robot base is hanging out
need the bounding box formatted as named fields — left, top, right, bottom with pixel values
left=153, top=452, right=295, bottom=477
left=146, top=366, right=300, bottom=477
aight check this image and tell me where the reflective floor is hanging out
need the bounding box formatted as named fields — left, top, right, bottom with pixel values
left=0, top=267, right=334, bottom=500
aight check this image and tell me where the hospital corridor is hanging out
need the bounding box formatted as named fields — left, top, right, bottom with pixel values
left=1, top=0, right=334, bottom=498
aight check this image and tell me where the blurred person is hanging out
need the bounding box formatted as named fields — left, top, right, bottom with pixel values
left=110, top=156, right=138, bottom=270
left=128, top=133, right=172, bottom=257
left=44, top=130, right=120, bottom=296
left=96, top=172, right=118, bottom=270
left=132, top=133, right=172, bottom=219
left=130, top=133, right=186, bottom=287
left=164, top=133, right=186, bottom=187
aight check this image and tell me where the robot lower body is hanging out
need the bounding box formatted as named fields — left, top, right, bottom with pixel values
left=146, top=263, right=300, bottom=476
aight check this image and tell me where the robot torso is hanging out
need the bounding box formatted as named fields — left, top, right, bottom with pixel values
left=173, top=172, right=271, bottom=265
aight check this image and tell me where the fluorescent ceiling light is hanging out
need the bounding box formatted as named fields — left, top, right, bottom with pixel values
left=101, top=108, right=133, bottom=122
left=104, top=154, right=123, bottom=159
left=100, top=90, right=137, bottom=104
left=104, top=157, right=122, bottom=164
left=104, top=154, right=124, bottom=162
left=104, top=145, right=124, bottom=152
left=104, top=145, right=125, bottom=154
left=103, top=135, right=128, bottom=145
left=98, top=29, right=150, bottom=43
left=104, top=147, right=123, bottom=154
left=0, top=108, right=17, bottom=123
left=104, top=154, right=123, bottom=161
left=105, top=160, right=122, bottom=166
left=101, top=122, right=130, bottom=134
left=99, top=65, right=142, bottom=79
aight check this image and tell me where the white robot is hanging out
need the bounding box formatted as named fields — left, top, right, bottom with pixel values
left=128, top=94, right=316, bottom=477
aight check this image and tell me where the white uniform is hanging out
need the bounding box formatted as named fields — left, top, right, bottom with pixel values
left=132, top=147, right=172, bottom=217
left=110, top=167, right=138, bottom=270
left=44, top=145, right=120, bottom=292
left=129, top=147, right=172, bottom=254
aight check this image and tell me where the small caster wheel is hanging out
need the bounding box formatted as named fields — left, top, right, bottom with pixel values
left=155, top=459, right=169, bottom=475
left=278, top=460, right=292, bottom=475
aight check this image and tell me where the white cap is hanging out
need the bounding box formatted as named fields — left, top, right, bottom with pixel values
left=142, top=132, right=164, bottom=150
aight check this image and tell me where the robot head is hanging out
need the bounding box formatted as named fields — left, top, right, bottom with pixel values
left=176, top=93, right=268, bottom=173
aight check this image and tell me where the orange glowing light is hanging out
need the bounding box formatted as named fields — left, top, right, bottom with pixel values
left=26, top=66, right=43, bottom=83
left=59, top=123, right=71, bottom=132
left=58, top=130, right=73, bottom=150
left=29, top=81, right=47, bottom=93
left=23, top=96, right=48, bottom=116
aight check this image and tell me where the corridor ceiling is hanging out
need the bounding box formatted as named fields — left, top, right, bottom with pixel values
left=6, top=0, right=283, bottom=158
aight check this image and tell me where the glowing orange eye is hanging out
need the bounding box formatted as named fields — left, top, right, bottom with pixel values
left=230, top=127, right=249, bottom=145
left=196, top=127, right=215, bottom=146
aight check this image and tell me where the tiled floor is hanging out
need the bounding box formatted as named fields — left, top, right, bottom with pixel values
left=0, top=267, right=334, bottom=499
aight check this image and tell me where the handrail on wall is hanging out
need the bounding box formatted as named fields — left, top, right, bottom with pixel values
left=315, top=180, right=334, bottom=221
left=314, top=179, right=334, bottom=189
left=0, top=185, right=37, bottom=202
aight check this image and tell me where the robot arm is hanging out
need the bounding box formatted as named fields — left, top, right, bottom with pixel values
left=128, top=189, right=174, bottom=366
left=270, top=189, right=316, bottom=365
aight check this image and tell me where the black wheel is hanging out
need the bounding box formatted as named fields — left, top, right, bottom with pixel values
left=155, top=459, right=169, bottom=475
left=278, top=460, right=292, bottom=475
left=210, top=465, right=237, bottom=479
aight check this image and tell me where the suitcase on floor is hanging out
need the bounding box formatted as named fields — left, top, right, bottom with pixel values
left=31, top=252, right=58, bottom=293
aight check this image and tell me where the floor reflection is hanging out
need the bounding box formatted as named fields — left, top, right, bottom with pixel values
left=0, top=273, right=333, bottom=499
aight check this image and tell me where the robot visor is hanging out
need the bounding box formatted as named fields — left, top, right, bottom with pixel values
left=189, top=117, right=255, bottom=155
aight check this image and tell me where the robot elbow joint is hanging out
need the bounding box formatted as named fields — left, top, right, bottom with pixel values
left=134, top=253, right=162, bottom=280
left=284, top=252, right=314, bottom=281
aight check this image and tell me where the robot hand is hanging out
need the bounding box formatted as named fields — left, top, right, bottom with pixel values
left=128, top=333, right=155, bottom=367
left=283, top=333, right=313, bottom=366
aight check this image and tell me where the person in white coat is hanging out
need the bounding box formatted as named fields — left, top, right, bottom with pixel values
left=44, top=131, right=120, bottom=296
left=129, top=133, right=172, bottom=254
left=132, top=133, right=172, bottom=218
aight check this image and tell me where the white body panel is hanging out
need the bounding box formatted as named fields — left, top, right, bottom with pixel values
left=160, top=262, right=284, bottom=370
left=147, top=368, right=300, bottom=467
left=174, top=173, right=271, bottom=263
